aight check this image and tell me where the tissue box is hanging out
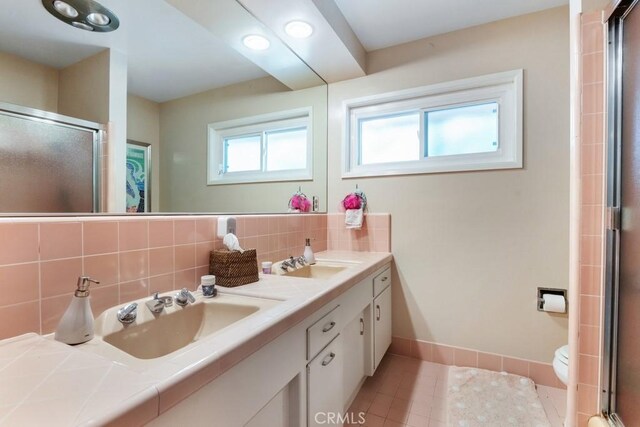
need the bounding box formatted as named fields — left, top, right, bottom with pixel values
left=209, top=249, right=259, bottom=287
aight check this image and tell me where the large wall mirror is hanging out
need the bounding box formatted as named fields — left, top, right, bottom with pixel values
left=0, top=0, right=327, bottom=215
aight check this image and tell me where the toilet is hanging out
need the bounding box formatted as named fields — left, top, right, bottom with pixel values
left=553, top=345, right=569, bottom=385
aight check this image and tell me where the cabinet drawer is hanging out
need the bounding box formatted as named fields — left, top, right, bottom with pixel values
left=373, top=267, right=391, bottom=297
left=307, top=334, right=343, bottom=427
left=307, top=305, right=341, bottom=360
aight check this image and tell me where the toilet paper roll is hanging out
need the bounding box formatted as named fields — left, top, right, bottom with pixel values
left=542, top=294, right=566, bottom=313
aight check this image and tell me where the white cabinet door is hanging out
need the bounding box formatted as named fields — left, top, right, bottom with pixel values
left=342, top=311, right=367, bottom=406
left=308, top=334, right=343, bottom=427
left=373, top=285, right=392, bottom=370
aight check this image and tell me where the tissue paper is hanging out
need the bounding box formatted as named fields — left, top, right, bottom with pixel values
left=223, top=233, right=244, bottom=253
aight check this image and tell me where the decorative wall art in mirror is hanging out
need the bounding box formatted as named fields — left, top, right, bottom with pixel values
left=125, top=140, right=151, bottom=213
left=0, top=0, right=327, bottom=215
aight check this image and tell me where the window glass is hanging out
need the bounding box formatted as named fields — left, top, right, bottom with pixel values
left=426, top=102, right=499, bottom=157
left=359, top=112, right=420, bottom=165
left=266, top=127, right=307, bottom=171
left=224, top=134, right=261, bottom=172
left=343, top=70, right=522, bottom=177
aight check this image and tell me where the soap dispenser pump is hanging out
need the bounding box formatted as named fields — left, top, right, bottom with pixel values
left=54, top=276, right=99, bottom=345
left=303, top=238, right=316, bottom=265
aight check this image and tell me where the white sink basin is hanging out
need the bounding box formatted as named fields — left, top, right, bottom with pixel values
left=274, top=259, right=359, bottom=279
left=282, top=264, right=347, bottom=279
left=93, top=292, right=280, bottom=360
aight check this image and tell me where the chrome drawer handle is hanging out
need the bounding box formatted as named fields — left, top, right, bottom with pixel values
left=380, top=276, right=388, bottom=282
left=322, top=321, right=336, bottom=333
left=322, top=352, right=336, bottom=366
left=376, top=305, right=381, bottom=321
left=360, top=318, right=364, bottom=335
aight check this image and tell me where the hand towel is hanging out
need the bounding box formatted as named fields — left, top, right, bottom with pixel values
left=345, top=208, right=364, bottom=229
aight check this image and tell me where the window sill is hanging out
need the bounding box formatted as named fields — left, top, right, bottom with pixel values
left=342, top=157, right=522, bottom=179
left=208, top=173, right=313, bottom=186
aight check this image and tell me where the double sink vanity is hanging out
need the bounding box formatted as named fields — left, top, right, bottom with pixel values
left=0, top=251, right=392, bottom=426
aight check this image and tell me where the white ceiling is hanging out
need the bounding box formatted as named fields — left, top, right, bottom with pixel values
left=333, top=0, right=570, bottom=51
left=0, top=0, right=570, bottom=102
left=0, top=0, right=267, bottom=102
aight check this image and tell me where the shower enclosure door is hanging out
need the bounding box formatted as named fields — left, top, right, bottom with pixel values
left=0, top=103, right=102, bottom=213
left=604, top=1, right=640, bottom=424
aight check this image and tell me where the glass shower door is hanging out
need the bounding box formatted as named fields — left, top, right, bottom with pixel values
left=0, top=105, right=100, bottom=213
left=604, top=1, right=640, bottom=424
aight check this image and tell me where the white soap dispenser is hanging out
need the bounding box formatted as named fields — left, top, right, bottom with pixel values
left=303, top=238, right=316, bottom=265
left=54, top=276, right=99, bottom=345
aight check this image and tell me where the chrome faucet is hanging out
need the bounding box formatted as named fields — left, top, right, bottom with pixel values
left=117, top=302, right=138, bottom=324
left=146, top=292, right=173, bottom=314
left=174, top=288, right=196, bottom=307
left=280, top=256, right=297, bottom=271
left=294, top=256, right=307, bottom=267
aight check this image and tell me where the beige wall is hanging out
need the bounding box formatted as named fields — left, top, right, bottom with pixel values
left=128, top=95, right=161, bottom=212
left=58, top=50, right=110, bottom=124
left=0, top=51, right=59, bottom=112
left=327, top=7, right=570, bottom=362
left=159, top=76, right=327, bottom=213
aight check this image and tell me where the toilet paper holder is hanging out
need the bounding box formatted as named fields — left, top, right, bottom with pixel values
left=537, top=287, right=567, bottom=312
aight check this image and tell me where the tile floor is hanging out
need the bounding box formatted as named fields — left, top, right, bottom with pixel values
left=346, top=354, right=566, bottom=427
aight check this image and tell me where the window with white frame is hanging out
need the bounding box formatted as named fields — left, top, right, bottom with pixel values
left=343, top=70, right=523, bottom=177
left=208, top=108, right=312, bottom=185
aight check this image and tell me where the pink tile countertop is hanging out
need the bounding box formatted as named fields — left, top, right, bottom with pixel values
left=0, top=250, right=392, bottom=426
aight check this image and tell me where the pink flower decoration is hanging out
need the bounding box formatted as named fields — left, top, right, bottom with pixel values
left=342, top=193, right=362, bottom=210
left=290, top=194, right=311, bottom=212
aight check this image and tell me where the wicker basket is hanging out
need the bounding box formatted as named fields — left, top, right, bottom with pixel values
left=209, top=249, right=259, bottom=287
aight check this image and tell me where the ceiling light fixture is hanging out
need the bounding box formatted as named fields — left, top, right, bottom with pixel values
left=284, top=20, right=313, bottom=39
left=53, top=1, right=78, bottom=18
left=71, top=21, right=94, bottom=31
left=42, top=0, right=119, bottom=32
left=86, top=12, right=110, bottom=26
left=242, top=35, right=270, bottom=51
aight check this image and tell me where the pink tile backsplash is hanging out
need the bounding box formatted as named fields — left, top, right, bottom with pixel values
left=148, top=220, right=174, bottom=248
left=390, top=337, right=564, bottom=389
left=118, top=220, right=148, bottom=251
left=40, top=258, right=83, bottom=298
left=0, top=213, right=371, bottom=342
left=174, top=245, right=195, bottom=271
left=118, top=250, right=148, bottom=282
left=174, top=219, right=196, bottom=245
left=39, top=222, right=82, bottom=261
left=83, top=254, right=119, bottom=286
left=149, top=247, right=175, bottom=276
left=83, top=221, right=118, bottom=255
left=577, top=11, right=606, bottom=422
left=0, top=263, right=39, bottom=306
left=0, top=223, right=39, bottom=265
left=327, top=213, right=391, bottom=252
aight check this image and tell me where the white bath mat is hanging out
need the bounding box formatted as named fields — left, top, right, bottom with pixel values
left=447, top=366, right=551, bottom=427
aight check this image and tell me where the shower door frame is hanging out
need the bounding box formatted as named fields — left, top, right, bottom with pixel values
left=603, top=0, right=639, bottom=424
left=0, top=102, right=105, bottom=213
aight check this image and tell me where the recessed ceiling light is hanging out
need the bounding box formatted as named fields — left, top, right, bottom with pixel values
left=53, top=1, right=78, bottom=18
left=72, top=21, right=94, bottom=31
left=284, top=20, right=313, bottom=39
left=243, top=35, right=270, bottom=51
left=86, top=12, right=110, bottom=26
left=42, top=0, right=120, bottom=32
